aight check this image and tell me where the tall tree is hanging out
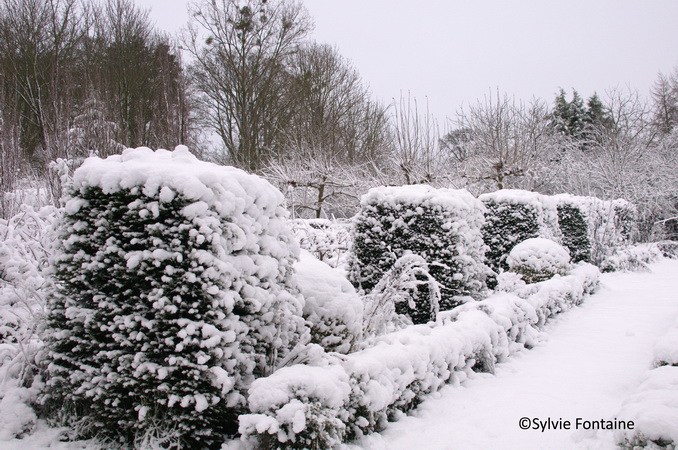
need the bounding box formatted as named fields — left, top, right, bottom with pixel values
left=185, top=0, right=311, bottom=172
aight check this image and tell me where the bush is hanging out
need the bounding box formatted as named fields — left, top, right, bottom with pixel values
left=599, top=243, right=662, bottom=273
left=555, top=196, right=592, bottom=263
left=295, top=250, right=363, bottom=353
left=506, top=238, right=571, bottom=283
left=348, top=185, right=490, bottom=312
left=42, top=147, right=307, bottom=448
left=656, top=240, right=678, bottom=259
left=479, top=190, right=561, bottom=273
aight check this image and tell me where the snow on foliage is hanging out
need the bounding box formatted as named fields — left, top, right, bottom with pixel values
left=479, top=189, right=562, bottom=273
left=239, top=263, right=600, bottom=448
left=554, top=194, right=638, bottom=267
left=289, top=219, right=352, bottom=270
left=294, top=250, right=363, bottom=353
left=348, top=185, right=491, bottom=312
left=0, top=205, right=57, bottom=440
left=600, top=242, right=662, bottom=273
left=554, top=195, right=592, bottom=263
left=42, top=147, right=307, bottom=448
left=506, top=238, right=571, bottom=284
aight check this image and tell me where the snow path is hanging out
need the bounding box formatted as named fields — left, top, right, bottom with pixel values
left=350, top=259, right=678, bottom=450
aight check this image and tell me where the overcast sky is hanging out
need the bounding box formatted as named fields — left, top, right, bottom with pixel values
left=137, top=0, right=678, bottom=124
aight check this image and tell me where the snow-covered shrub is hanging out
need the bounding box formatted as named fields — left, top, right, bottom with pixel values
left=656, top=240, right=678, bottom=259
left=348, top=185, right=490, bottom=312
left=506, top=238, right=571, bottom=284
left=0, top=205, right=58, bottom=441
left=289, top=218, right=352, bottom=270
left=361, top=254, right=441, bottom=333
left=479, top=190, right=561, bottom=273
left=554, top=195, right=592, bottom=263
left=599, top=243, right=662, bottom=273
left=295, top=250, right=363, bottom=354
left=42, top=147, right=307, bottom=448
left=613, top=199, right=639, bottom=243
left=239, top=263, right=600, bottom=447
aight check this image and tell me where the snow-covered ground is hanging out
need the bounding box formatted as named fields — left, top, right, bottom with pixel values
left=349, top=259, right=678, bottom=450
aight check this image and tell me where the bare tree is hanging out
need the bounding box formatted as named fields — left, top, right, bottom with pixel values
left=281, top=42, right=390, bottom=166
left=389, top=93, right=448, bottom=185
left=185, top=0, right=311, bottom=172
left=451, top=91, right=560, bottom=192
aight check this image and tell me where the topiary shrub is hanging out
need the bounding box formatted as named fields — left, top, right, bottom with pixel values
left=347, top=185, right=490, bottom=313
left=479, top=190, right=561, bottom=273
left=555, top=196, right=592, bottom=263
left=506, top=238, right=571, bottom=283
left=42, top=147, right=307, bottom=448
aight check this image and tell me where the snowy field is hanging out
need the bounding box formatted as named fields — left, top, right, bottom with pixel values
left=349, top=259, right=678, bottom=450
left=1, top=259, right=676, bottom=449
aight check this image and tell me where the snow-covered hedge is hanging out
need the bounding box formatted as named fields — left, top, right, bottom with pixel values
left=554, top=195, right=592, bottom=263
left=239, top=263, right=600, bottom=448
left=295, top=250, right=363, bottom=353
left=42, top=147, right=307, bottom=448
left=348, top=185, right=490, bottom=312
left=616, top=314, right=678, bottom=449
left=479, top=190, right=562, bottom=273
left=506, top=238, right=571, bottom=284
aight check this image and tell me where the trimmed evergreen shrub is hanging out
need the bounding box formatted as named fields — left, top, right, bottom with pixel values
left=42, top=147, right=307, bottom=448
left=555, top=198, right=592, bottom=263
left=347, top=185, right=490, bottom=312
left=479, top=190, right=561, bottom=273
left=506, top=238, right=571, bottom=283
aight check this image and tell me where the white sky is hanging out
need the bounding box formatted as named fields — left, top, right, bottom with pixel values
left=137, top=0, right=678, bottom=124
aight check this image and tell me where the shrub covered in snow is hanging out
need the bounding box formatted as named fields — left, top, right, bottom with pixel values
left=656, top=240, right=678, bottom=259
left=294, top=250, right=363, bottom=353
left=479, top=190, right=561, bottom=273
left=0, top=205, right=58, bottom=440
left=348, top=185, right=490, bottom=312
left=506, top=238, right=571, bottom=284
left=289, top=218, right=352, bottom=270
left=360, top=254, right=441, bottom=331
left=42, top=147, right=307, bottom=448
left=554, top=196, right=592, bottom=263
left=239, top=263, right=600, bottom=448
left=599, top=243, right=662, bottom=273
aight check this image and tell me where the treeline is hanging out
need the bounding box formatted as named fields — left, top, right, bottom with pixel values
left=1, top=0, right=676, bottom=239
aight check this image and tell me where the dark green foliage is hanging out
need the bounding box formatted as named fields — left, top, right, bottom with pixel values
left=349, top=200, right=484, bottom=312
left=557, top=203, right=591, bottom=263
left=44, top=187, right=236, bottom=448
left=481, top=200, right=540, bottom=272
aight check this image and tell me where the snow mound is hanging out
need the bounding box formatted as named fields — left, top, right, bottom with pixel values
left=507, top=238, right=571, bottom=283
